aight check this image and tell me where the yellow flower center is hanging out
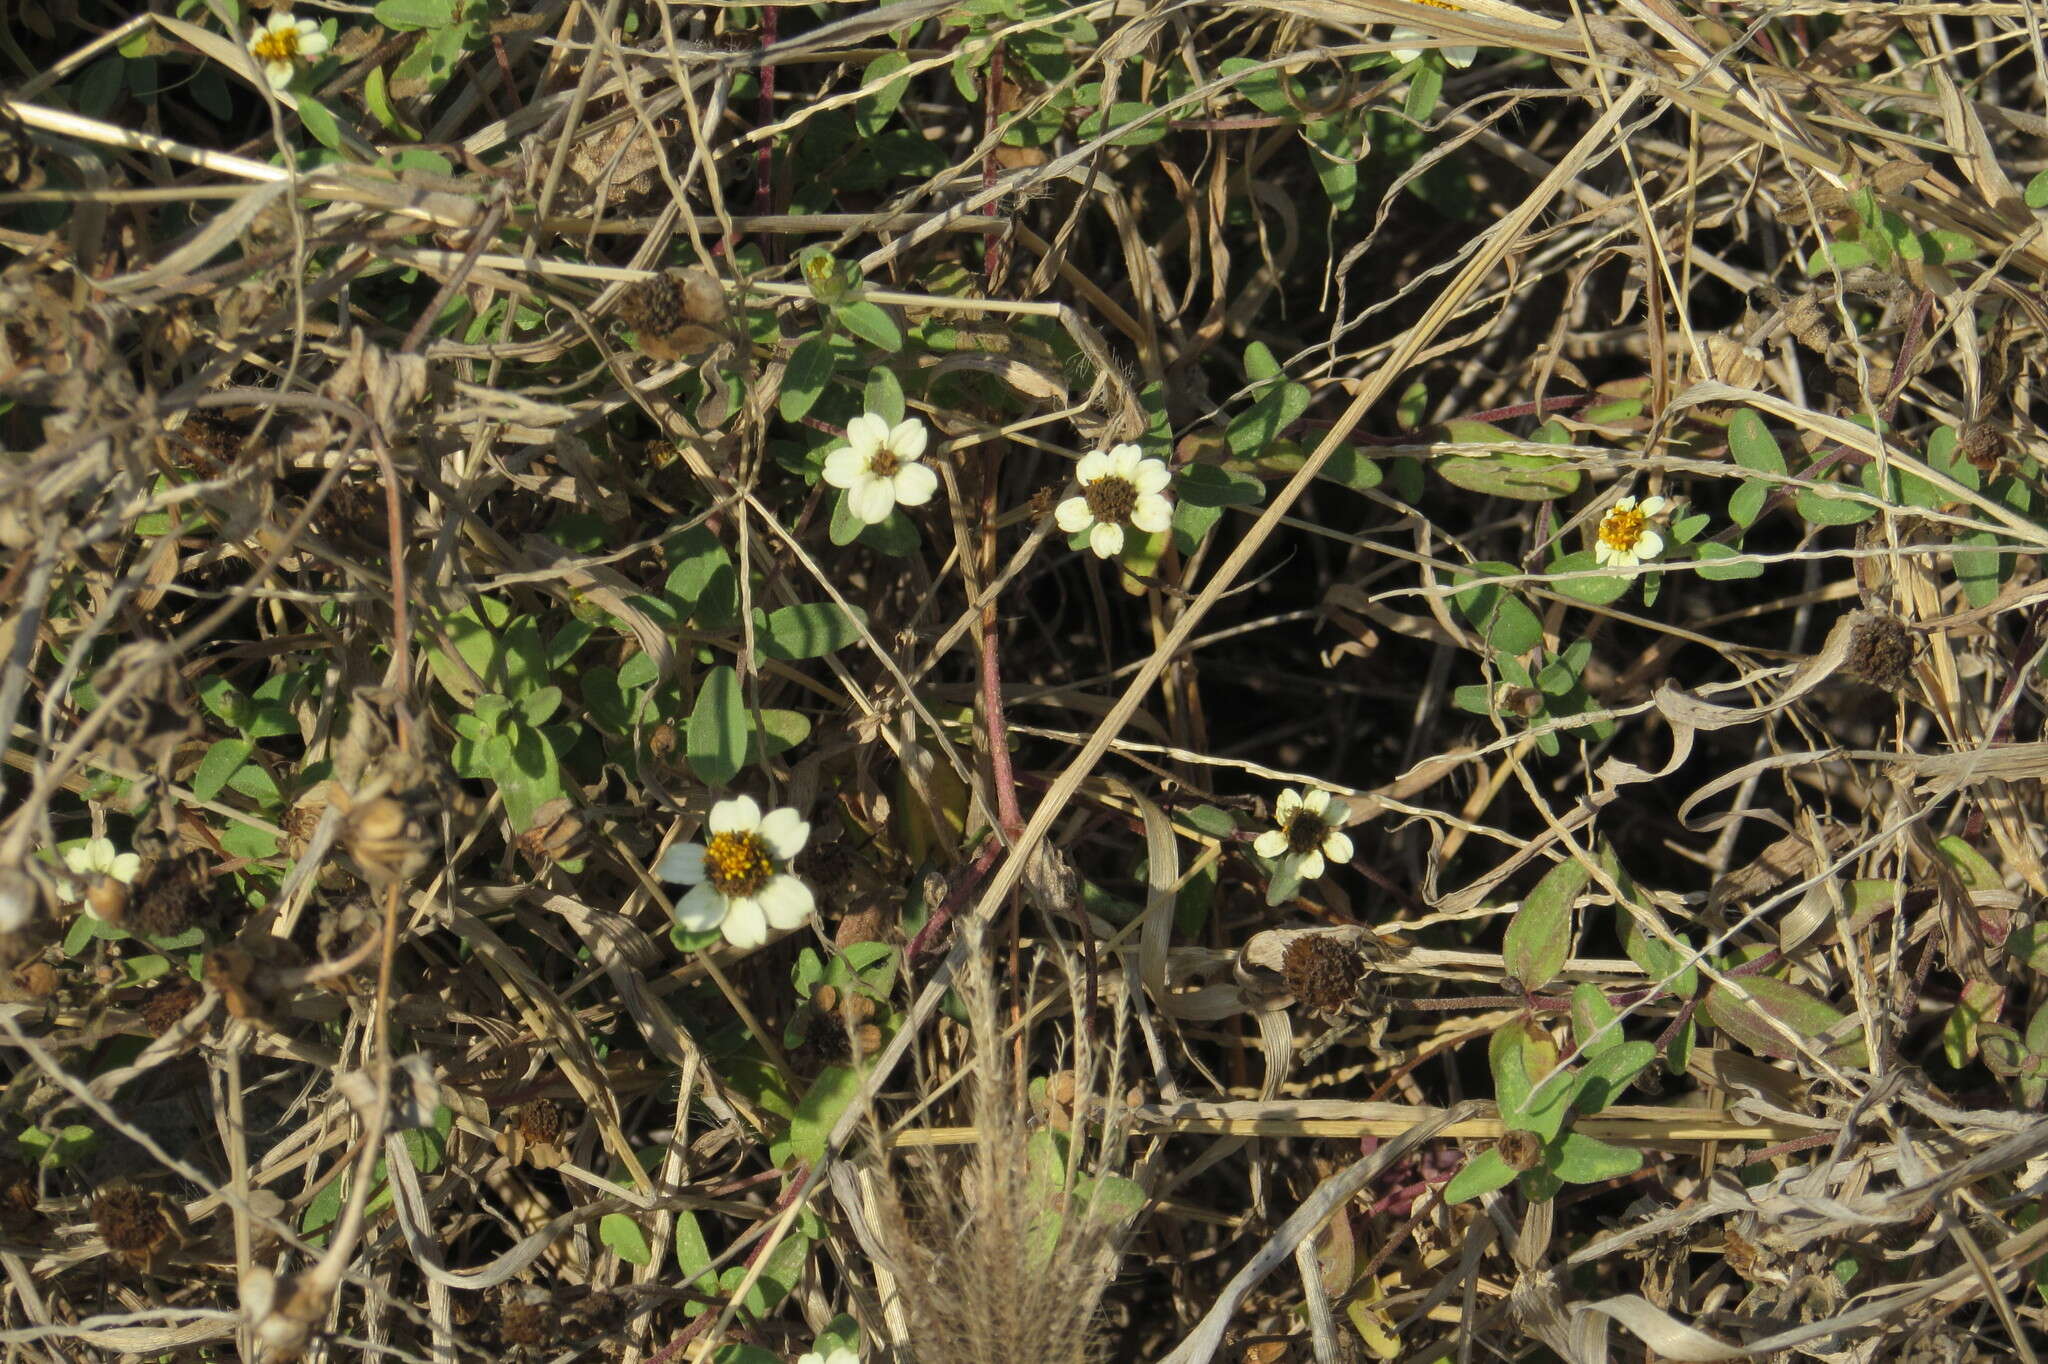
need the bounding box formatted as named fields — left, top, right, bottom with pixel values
left=1599, top=505, right=1648, bottom=554
left=1285, top=810, right=1328, bottom=856
left=251, top=25, right=304, bottom=66
left=703, top=831, right=774, bottom=898
left=1083, top=475, right=1138, bottom=526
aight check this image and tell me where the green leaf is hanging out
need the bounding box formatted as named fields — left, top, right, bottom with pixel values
left=1218, top=57, right=1293, bottom=115
left=295, top=95, right=343, bottom=150
left=1693, top=540, right=1763, bottom=581
left=687, top=666, right=746, bottom=787
left=759, top=603, right=864, bottom=660
left=600, top=1213, right=652, bottom=1266
left=191, top=738, right=253, bottom=802
left=374, top=0, right=456, bottom=29
left=1547, top=1131, right=1641, bottom=1185
left=745, top=709, right=812, bottom=762
left=1504, top=856, right=1587, bottom=991
left=1226, top=381, right=1311, bottom=458
left=1450, top=565, right=1543, bottom=656
left=1243, top=340, right=1282, bottom=385
left=1569, top=983, right=1621, bottom=1057
left=363, top=65, right=417, bottom=137
left=780, top=332, right=836, bottom=421
left=1434, top=450, right=1581, bottom=501
left=864, top=367, right=905, bottom=425
left=1728, top=409, right=1788, bottom=474
left=1317, top=444, right=1383, bottom=491
left=1936, top=835, right=2000, bottom=891
left=1546, top=549, right=1633, bottom=605
left=1704, top=973, right=1866, bottom=1065
left=1572, top=1041, right=1655, bottom=1113
left=1728, top=479, right=1771, bottom=530
left=1490, top=1021, right=1573, bottom=1140
left=853, top=52, right=912, bottom=137
left=1794, top=483, right=1875, bottom=526
left=833, top=300, right=902, bottom=352
left=1079, top=100, right=1168, bottom=147
left=674, top=1209, right=720, bottom=1300
left=1806, top=238, right=1875, bottom=276
left=1442, top=1148, right=1518, bottom=1203
left=788, top=1065, right=860, bottom=1163
left=1402, top=59, right=1443, bottom=121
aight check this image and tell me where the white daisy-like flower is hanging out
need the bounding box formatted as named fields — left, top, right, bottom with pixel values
left=822, top=413, right=939, bottom=525
left=1390, top=2, right=1478, bottom=67
left=1054, top=442, right=1175, bottom=560
left=62, top=838, right=142, bottom=887
left=247, top=10, right=330, bottom=91
left=1593, top=494, right=1670, bottom=570
left=798, top=1350, right=858, bottom=1364
left=655, top=796, right=813, bottom=950
left=1253, top=788, right=1354, bottom=882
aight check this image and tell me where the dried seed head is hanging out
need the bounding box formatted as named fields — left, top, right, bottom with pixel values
left=93, top=1185, right=172, bottom=1268
left=0, top=1159, right=45, bottom=1240
left=614, top=268, right=727, bottom=361
left=84, top=874, right=130, bottom=925
left=492, top=1287, right=554, bottom=1348
left=1281, top=934, right=1366, bottom=1014
left=129, top=855, right=213, bottom=940
left=1960, top=421, right=2008, bottom=474
left=140, top=978, right=206, bottom=1037
left=1496, top=1129, right=1543, bottom=1171
left=1840, top=610, right=1912, bottom=692
left=12, top=960, right=56, bottom=998
left=516, top=799, right=586, bottom=866
left=516, top=1098, right=564, bottom=1146
left=173, top=413, right=244, bottom=477
left=344, top=795, right=432, bottom=886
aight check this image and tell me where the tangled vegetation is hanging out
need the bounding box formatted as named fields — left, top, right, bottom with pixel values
left=6, top=0, right=2048, bottom=1360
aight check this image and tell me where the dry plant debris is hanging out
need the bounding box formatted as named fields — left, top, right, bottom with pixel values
left=7, top=1, right=2048, bottom=1360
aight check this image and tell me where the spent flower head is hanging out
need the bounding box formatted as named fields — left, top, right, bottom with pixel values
left=1594, top=494, right=1669, bottom=570
left=822, top=413, right=938, bottom=525
left=656, top=796, right=813, bottom=950
left=248, top=10, right=329, bottom=90
left=1254, top=788, right=1354, bottom=882
left=1055, top=442, right=1174, bottom=559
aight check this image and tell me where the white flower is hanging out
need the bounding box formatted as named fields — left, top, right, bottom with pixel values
left=1253, top=788, right=1354, bottom=882
left=797, top=1351, right=858, bottom=1364
left=62, top=838, right=141, bottom=886
left=248, top=10, right=330, bottom=91
left=1593, top=494, right=1669, bottom=570
left=655, top=796, right=813, bottom=950
left=1390, top=3, right=1478, bottom=68
left=1054, top=442, right=1175, bottom=560
left=822, top=413, right=939, bottom=525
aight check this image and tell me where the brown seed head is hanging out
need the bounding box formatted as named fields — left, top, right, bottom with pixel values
left=93, top=1185, right=171, bottom=1267
left=130, top=855, right=212, bottom=940
left=1960, top=421, right=2008, bottom=474
left=140, top=978, right=206, bottom=1037
left=0, top=1159, right=45, bottom=1239
left=344, top=795, right=431, bottom=886
left=516, top=1098, right=564, bottom=1146
left=1495, top=1129, right=1543, bottom=1171
left=1841, top=610, right=1912, bottom=693
left=1281, top=934, right=1365, bottom=1014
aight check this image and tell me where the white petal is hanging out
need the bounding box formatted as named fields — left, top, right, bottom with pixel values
left=265, top=12, right=300, bottom=36
left=1088, top=521, right=1125, bottom=559
left=674, top=882, right=726, bottom=931
left=888, top=418, right=928, bottom=460
left=1129, top=494, right=1174, bottom=534
left=1109, top=444, right=1146, bottom=476
left=1131, top=459, right=1172, bottom=495
left=845, top=412, right=889, bottom=453
left=264, top=60, right=293, bottom=88
left=721, top=899, right=769, bottom=950
left=1274, top=789, right=1304, bottom=822
left=1253, top=830, right=1289, bottom=859
left=757, top=808, right=810, bottom=860
left=1296, top=850, right=1327, bottom=882
left=798, top=1354, right=825, bottom=1364
left=1055, top=496, right=1094, bottom=533
left=1302, top=788, right=1330, bottom=816
left=708, top=795, right=760, bottom=834
left=848, top=476, right=897, bottom=524
left=109, top=853, right=142, bottom=883
left=1389, top=27, right=1424, bottom=62
left=1634, top=529, right=1664, bottom=560
left=1075, top=450, right=1111, bottom=483
left=1322, top=831, right=1354, bottom=864
left=758, top=875, right=815, bottom=930
left=1637, top=496, right=1669, bottom=516
left=1323, top=800, right=1351, bottom=825
left=1594, top=540, right=1617, bottom=566
left=297, top=25, right=329, bottom=57
left=1445, top=45, right=1478, bottom=68
left=1610, top=496, right=1637, bottom=514
left=821, top=445, right=867, bottom=489
left=826, top=1351, right=858, bottom=1364
left=891, top=462, right=938, bottom=508
left=655, top=843, right=707, bottom=884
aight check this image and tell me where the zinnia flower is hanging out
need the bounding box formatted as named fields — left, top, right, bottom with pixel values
left=1253, top=788, right=1354, bottom=882
left=1054, top=442, right=1174, bottom=559
left=248, top=10, right=329, bottom=91
left=822, top=413, right=939, bottom=525
left=656, top=796, right=813, bottom=950
left=1594, top=495, right=1669, bottom=570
